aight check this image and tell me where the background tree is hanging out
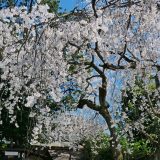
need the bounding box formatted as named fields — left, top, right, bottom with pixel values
left=121, top=75, right=160, bottom=159
left=31, top=108, right=106, bottom=147
left=0, top=0, right=60, bottom=149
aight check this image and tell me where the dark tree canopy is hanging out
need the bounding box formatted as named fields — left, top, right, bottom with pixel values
left=0, top=0, right=60, bottom=13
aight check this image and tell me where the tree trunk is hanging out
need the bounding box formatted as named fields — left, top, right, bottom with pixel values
left=99, top=107, right=123, bottom=160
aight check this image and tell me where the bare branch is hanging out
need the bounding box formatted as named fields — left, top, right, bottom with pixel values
left=92, top=0, right=98, bottom=18
left=77, top=99, right=100, bottom=111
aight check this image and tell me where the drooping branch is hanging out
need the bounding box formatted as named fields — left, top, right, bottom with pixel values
left=28, top=0, right=34, bottom=13
left=101, top=0, right=119, bottom=10
left=95, top=41, right=105, bottom=63
left=117, top=13, right=132, bottom=66
left=91, top=0, right=98, bottom=18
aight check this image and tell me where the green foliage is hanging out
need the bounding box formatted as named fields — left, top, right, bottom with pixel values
left=122, top=76, right=160, bottom=159
left=120, top=137, right=152, bottom=159
left=82, top=134, right=154, bottom=160
left=0, top=102, right=35, bottom=147
left=40, top=0, right=60, bottom=13
left=82, top=134, right=113, bottom=160
left=68, top=64, right=77, bottom=73
left=0, top=143, right=7, bottom=150
left=130, top=140, right=152, bottom=159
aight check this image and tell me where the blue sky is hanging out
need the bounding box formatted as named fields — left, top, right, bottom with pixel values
left=0, top=0, right=78, bottom=11
left=60, top=0, right=77, bottom=11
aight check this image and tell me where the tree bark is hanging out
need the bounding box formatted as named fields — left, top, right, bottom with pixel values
left=99, top=107, right=123, bottom=160
left=78, top=56, right=124, bottom=159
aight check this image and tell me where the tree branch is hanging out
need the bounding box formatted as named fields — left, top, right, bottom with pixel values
left=77, top=99, right=100, bottom=111
left=92, top=0, right=98, bottom=18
